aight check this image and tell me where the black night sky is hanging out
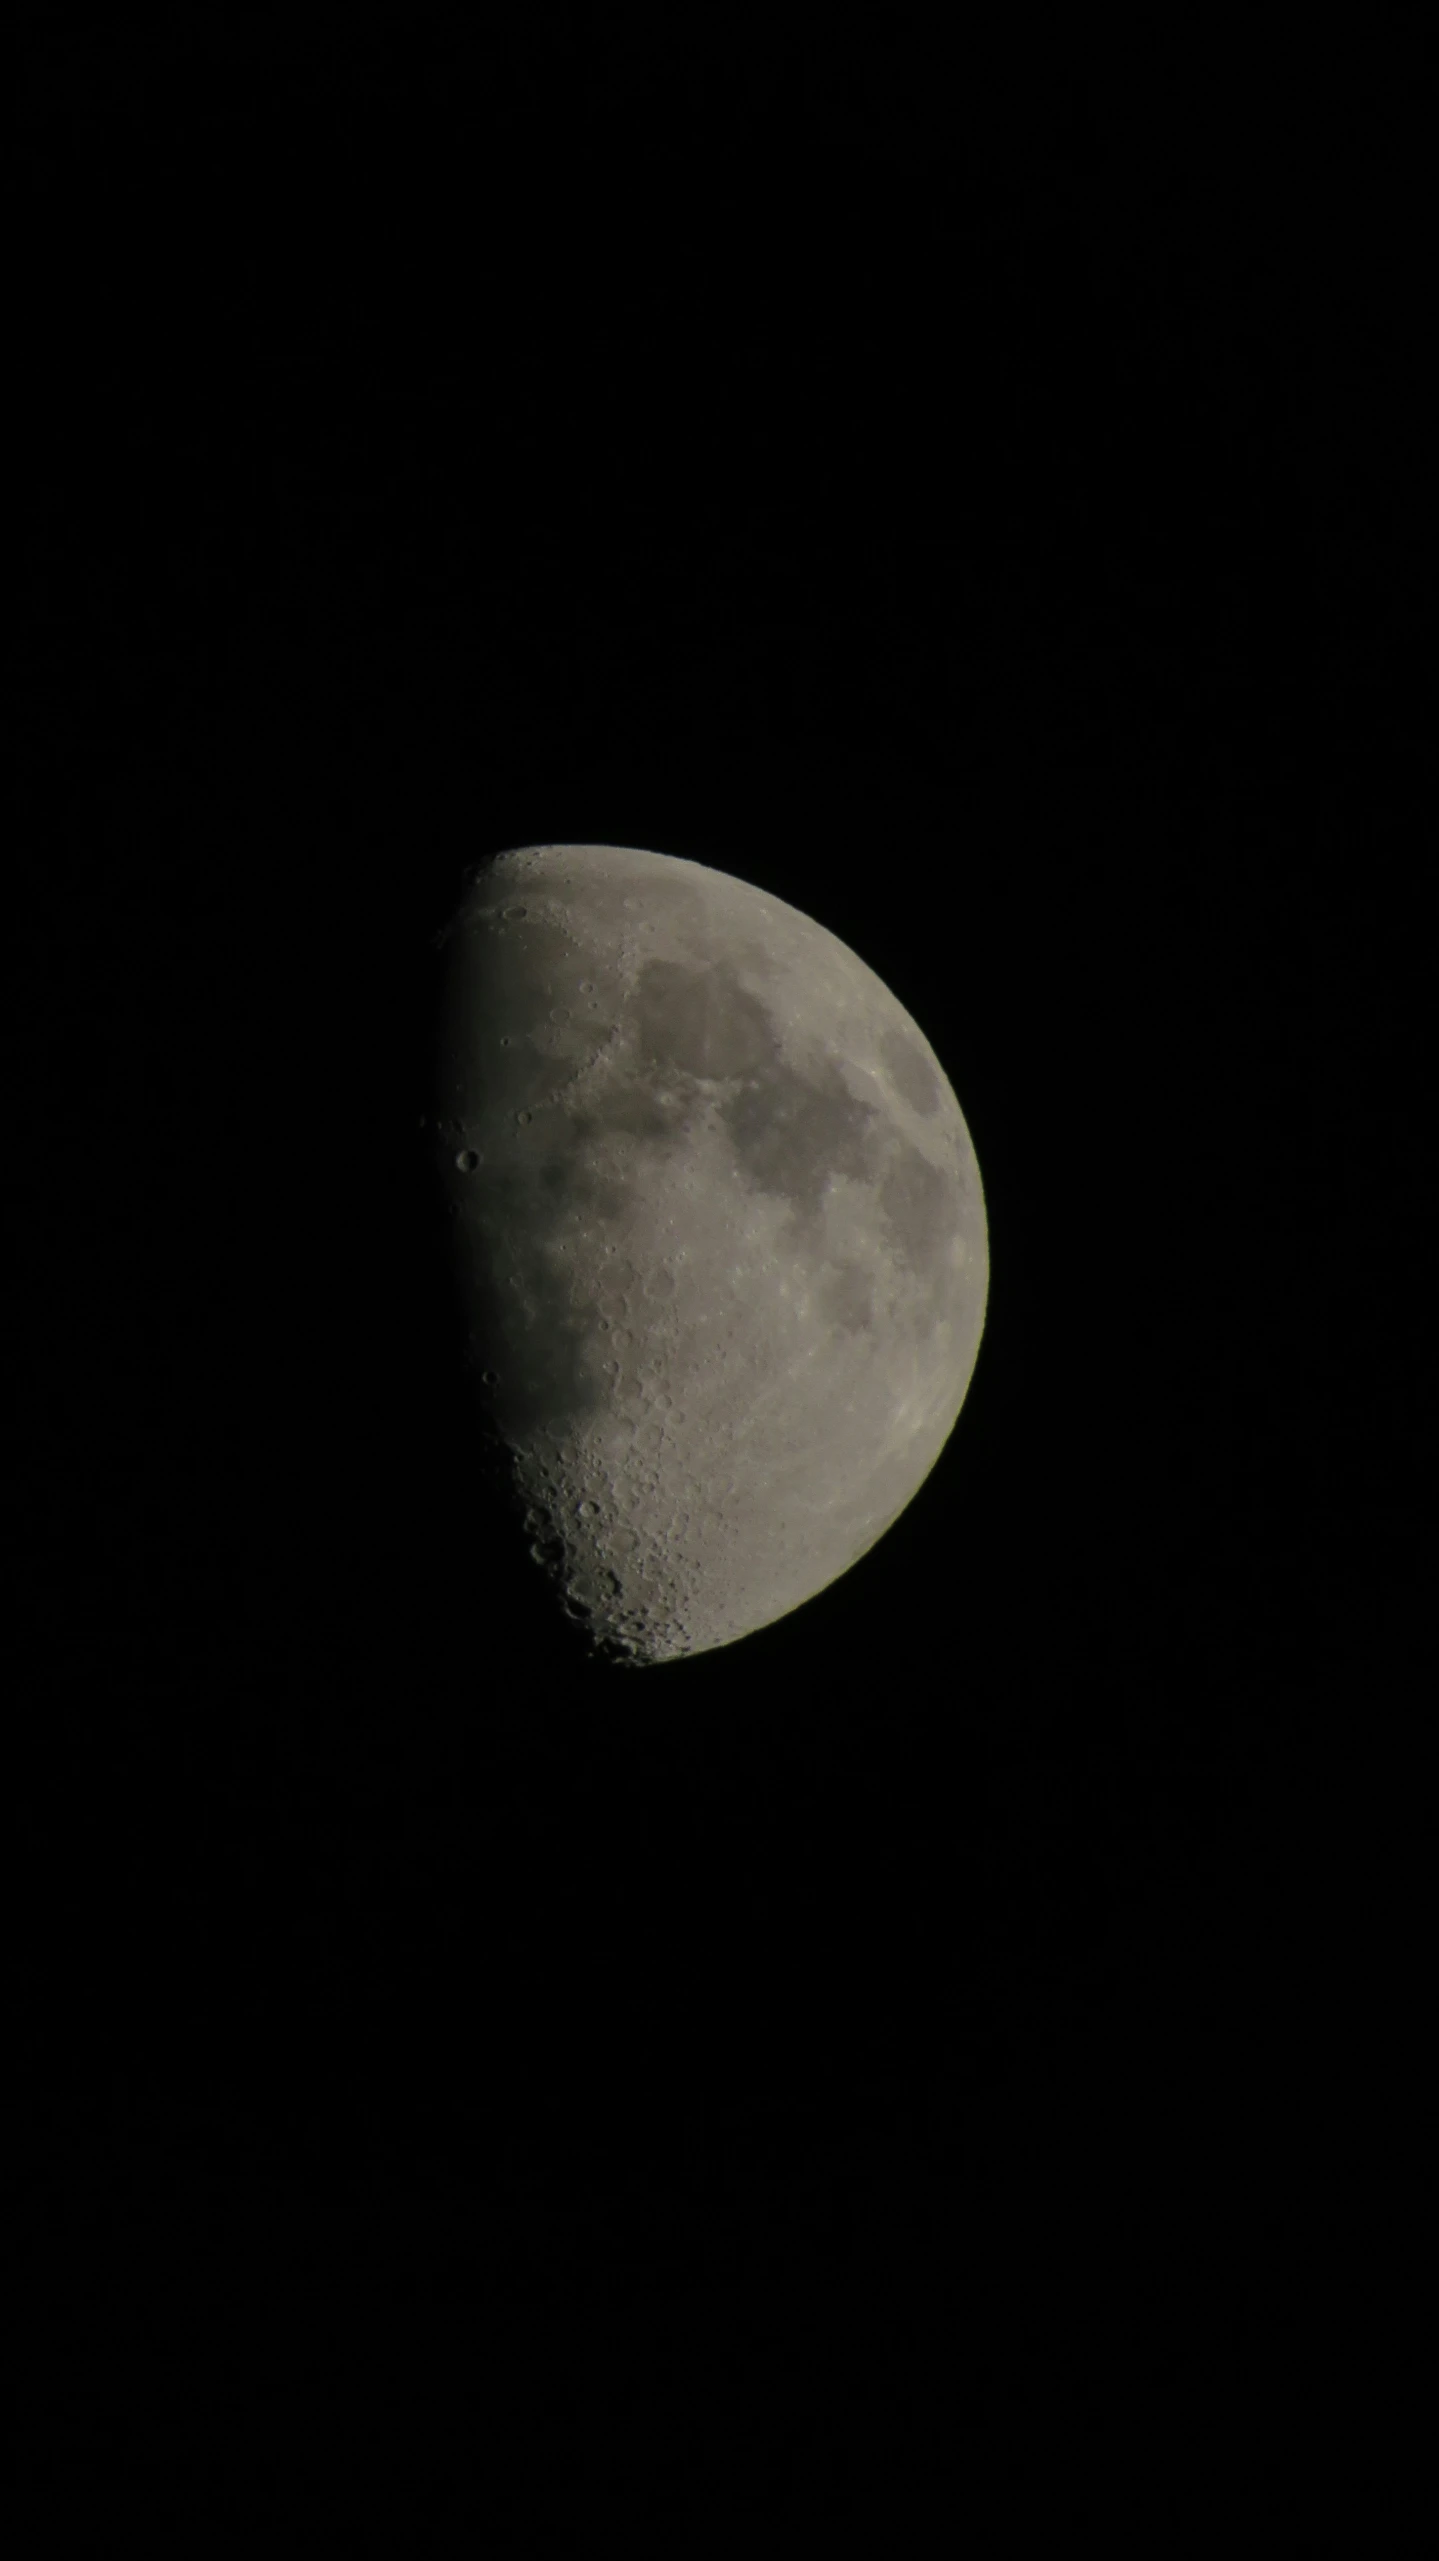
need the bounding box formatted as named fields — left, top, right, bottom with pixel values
left=12, top=14, right=1425, bottom=2549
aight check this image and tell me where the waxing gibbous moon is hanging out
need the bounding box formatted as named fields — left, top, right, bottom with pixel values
left=430, top=844, right=988, bottom=1664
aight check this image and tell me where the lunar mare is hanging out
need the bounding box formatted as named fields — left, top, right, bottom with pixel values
left=430, top=844, right=988, bottom=1663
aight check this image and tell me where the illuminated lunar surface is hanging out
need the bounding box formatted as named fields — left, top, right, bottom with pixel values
left=431, top=843, right=988, bottom=1663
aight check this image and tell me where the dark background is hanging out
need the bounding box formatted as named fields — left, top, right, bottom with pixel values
left=10, top=12, right=1428, bottom=2550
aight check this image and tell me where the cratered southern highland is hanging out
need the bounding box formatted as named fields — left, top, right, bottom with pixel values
left=430, top=844, right=988, bottom=1663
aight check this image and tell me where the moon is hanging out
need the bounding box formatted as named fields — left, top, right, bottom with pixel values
left=430, top=843, right=988, bottom=1664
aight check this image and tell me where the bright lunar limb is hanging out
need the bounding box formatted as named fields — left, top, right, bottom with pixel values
left=430, top=844, right=988, bottom=1664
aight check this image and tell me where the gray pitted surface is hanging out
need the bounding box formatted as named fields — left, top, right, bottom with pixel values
left=432, top=844, right=988, bottom=1662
